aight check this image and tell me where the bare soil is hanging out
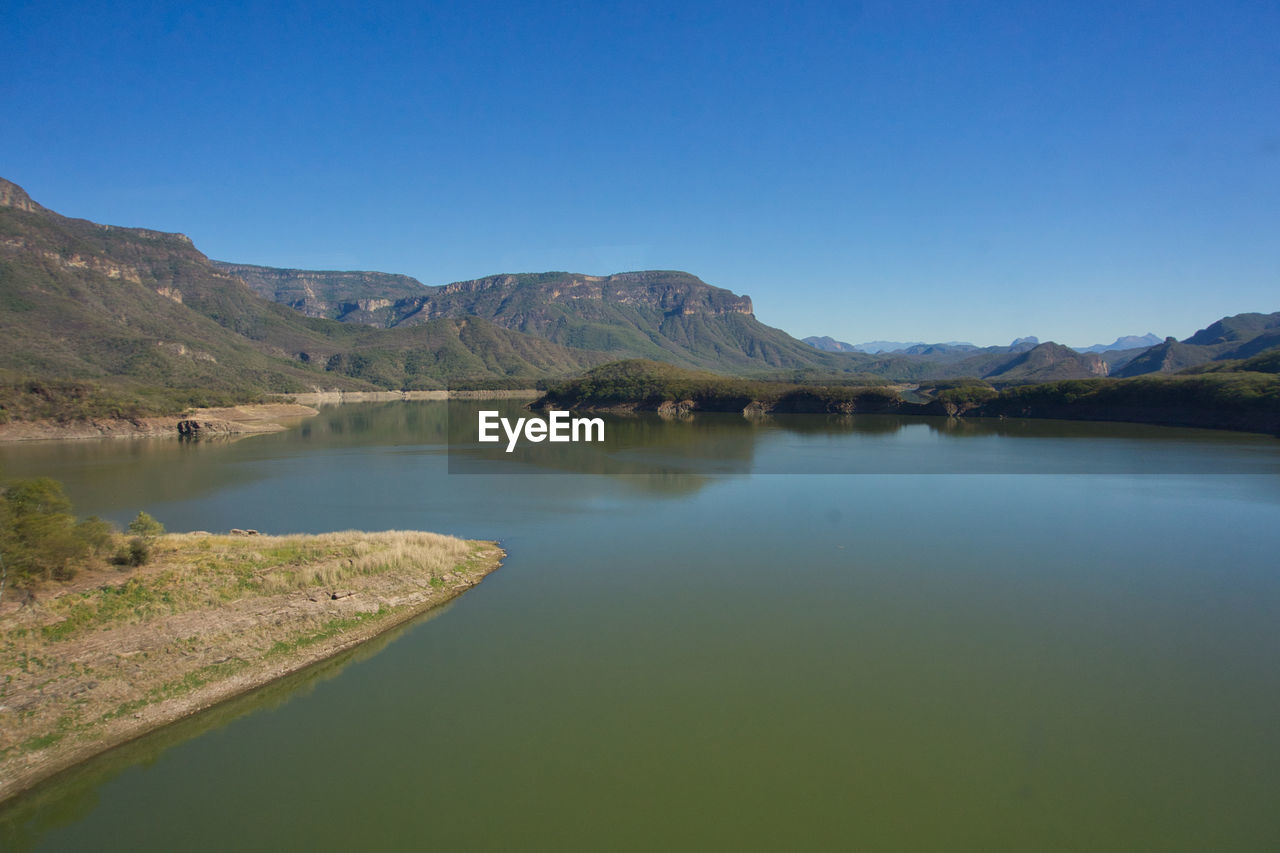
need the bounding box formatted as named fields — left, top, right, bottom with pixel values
left=0, top=403, right=319, bottom=442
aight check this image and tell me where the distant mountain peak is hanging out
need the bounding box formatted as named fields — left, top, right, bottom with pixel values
left=803, top=336, right=859, bottom=352
left=1077, top=333, right=1162, bottom=353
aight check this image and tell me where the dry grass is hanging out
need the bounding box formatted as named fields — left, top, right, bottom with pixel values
left=166, top=530, right=478, bottom=596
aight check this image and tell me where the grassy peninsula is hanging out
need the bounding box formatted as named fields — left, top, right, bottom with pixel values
left=0, top=529, right=503, bottom=803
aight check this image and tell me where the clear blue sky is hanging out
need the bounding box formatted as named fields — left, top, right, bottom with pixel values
left=2, top=0, right=1277, bottom=347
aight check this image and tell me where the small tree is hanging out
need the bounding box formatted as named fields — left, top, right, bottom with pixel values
left=115, top=511, right=164, bottom=567
left=76, top=516, right=115, bottom=553
left=127, top=511, right=165, bottom=540
left=1, top=478, right=122, bottom=587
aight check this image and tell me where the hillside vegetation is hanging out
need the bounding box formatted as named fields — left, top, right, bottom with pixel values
left=534, top=358, right=1280, bottom=434
left=533, top=360, right=906, bottom=413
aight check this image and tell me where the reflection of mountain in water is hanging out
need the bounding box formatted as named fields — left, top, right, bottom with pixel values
left=447, top=404, right=758, bottom=485
left=3, top=403, right=1274, bottom=519
left=449, top=403, right=1277, bottom=476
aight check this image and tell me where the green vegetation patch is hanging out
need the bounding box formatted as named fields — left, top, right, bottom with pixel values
left=536, top=359, right=907, bottom=412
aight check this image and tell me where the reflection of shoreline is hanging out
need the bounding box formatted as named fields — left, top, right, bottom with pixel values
left=0, top=598, right=462, bottom=849
left=447, top=408, right=1279, bottom=477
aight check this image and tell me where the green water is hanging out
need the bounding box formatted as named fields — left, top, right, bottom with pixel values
left=2, top=402, right=1279, bottom=851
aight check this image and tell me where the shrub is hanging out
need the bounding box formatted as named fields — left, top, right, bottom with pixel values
left=113, top=537, right=151, bottom=567
left=128, top=537, right=151, bottom=566
left=2, top=478, right=84, bottom=586
left=1, top=479, right=129, bottom=594
left=127, top=511, right=165, bottom=540
left=76, top=516, right=116, bottom=554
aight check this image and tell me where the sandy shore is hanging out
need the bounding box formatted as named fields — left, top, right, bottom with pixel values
left=0, top=530, right=504, bottom=804
left=0, top=403, right=319, bottom=443
left=285, top=389, right=537, bottom=405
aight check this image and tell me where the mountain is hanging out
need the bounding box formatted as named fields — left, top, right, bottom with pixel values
left=808, top=337, right=1034, bottom=360
left=222, top=264, right=873, bottom=373
left=1114, top=339, right=1212, bottom=377
left=804, top=338, right=1000, bottom=355
left=1185, top=312, right=1280, bottom=346
left=803, top=335, right=860, bottom=352
left=0, top=177, right=610, bottom=400
left=1077, top=333, right=1162, bottom=353
left=901, top=342, right=983, bottom=357
left=1189, top=346, right=1280, bottom=375
left=1115, top=313, right=1280, bottom=378
left=1095, top=346, right=1152, bottom=374
left=7, top=175, right=1275, bottom=403
left=850, top=340, right=930, bottom=354
left=972, top=342, right=1108, bottom=382
left=897, top=341, right=1108, bottom=384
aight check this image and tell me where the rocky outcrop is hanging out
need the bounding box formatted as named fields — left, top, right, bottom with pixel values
left=0, top=177, right=45, bottom=213
left=176, top=418, right=238, bottom=436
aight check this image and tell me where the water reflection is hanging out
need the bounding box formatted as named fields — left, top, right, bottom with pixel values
left=3, top=405, right=1277, bottom=512
left=444, top=403, right=1280, bottom=476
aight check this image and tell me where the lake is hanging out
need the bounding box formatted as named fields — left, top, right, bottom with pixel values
left=2, top=401, right=1279, bottom=851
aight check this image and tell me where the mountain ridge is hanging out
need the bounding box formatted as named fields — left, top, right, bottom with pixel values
left=0, top=177, right=612, bottom=403
left=216, top=261, right=872, bottom=373
left=4, top=176, right=1279, bottom=409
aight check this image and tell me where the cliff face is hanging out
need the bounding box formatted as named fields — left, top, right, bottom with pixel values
left=0, top=177, right=45, bottom=213
left=213, top=263, right=428, bottom=322
left=219, top=266, right=756, bottom=327
left=393, top=270, right=754, bottom=325
left=389, top=269, right=829, bottom=370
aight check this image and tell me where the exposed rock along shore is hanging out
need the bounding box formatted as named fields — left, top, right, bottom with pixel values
left=0, top=404, right=319, bottom=443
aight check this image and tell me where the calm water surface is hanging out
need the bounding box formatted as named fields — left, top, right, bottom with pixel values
left=1, top=402, right=1278, bottom=851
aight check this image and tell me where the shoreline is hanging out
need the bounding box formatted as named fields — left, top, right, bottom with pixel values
left=0, top=392, right=540, bottom=443
left=531, top=396, right=1280, bottom=437
left=0, top=531, right=505, bottom=805
left=0, top=403, right=320, bottom=443
left=284, top=389, right=537, bottom=405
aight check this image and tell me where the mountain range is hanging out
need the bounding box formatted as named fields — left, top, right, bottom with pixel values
left=807, top=333, right=1164, bottom=356
left=0, top=178, right=607, bottom=396
left=2, top=175, right=1278, bottom=410
left=218, top=263, right=858, bottom=373
left=1077, top=333, right=1163, bottom=353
